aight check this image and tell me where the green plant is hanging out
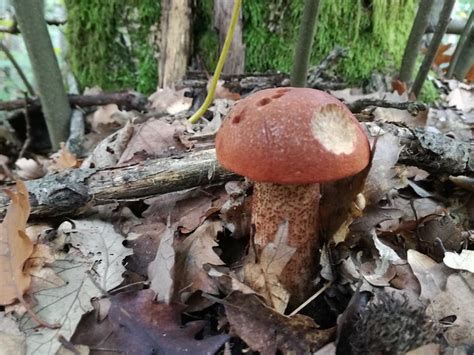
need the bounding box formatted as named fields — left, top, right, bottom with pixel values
left=418, top=78, right=440, bottom=103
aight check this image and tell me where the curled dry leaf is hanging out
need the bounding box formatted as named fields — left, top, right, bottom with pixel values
left=81, top=121, right=134, bottom=169
left=89, top=104, right=126, bottom=134
left=363, top=131, right=401, bottom=205
left=15, top=158, right=47, bottom=180
left=0, top=181, right=33, bottom=305
left=407, top=250, right=454, bottom=302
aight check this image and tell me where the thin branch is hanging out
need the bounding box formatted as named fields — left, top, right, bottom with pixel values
left=18, top=93, right=32, bottom=158
left=0, top=41, right=35, bottom=96
left=0, top=18, right=67, bottom=34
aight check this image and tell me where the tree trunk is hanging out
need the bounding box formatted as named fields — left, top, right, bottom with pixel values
left=290, top=0, right=321, bottom=87
left=159, top=0, right=192, bottom=88
left=399, top=0, right=435, bottom=84
left=452, top=13, right=474, bottom=80
left=411, top=0, right=455, bottom=97
left=214, top=0, right=245, bottom=75
left=12, top=0, right=71, bottom=150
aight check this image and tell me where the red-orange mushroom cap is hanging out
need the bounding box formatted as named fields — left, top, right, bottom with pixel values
left=216, top=87, right=370, bottom=184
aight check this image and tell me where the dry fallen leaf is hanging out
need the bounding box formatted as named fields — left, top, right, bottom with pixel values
left=72, top=289, right=229, bottom=354
left=363, top=131, right=401, bottom=205
left=244, top=221, right=296, bottom=313
left=148, top=218, right=175, bottom=304
left=447, top=87, right=474, bottom=112
left=0, top=312, right=26, bottom=355
left=88, top=103, right=126, bottom=134
left=15, top=158, right=47, bottom=180
left=20, top=219, right=132, bottom=354
left=0, top=181, right=33, bottom=305
left=118, top=119, right=187, bottom=164
left=427, top=272, right=474, bottom=346
left=443, top=249, right=474, bottom=273
left=174, top=220, right=225, bottom=303
left=407, top=250, right=454, bottom=302
left=148, top=87, right=192, bottom=115
left=224, top=291, right=335, bottom=354
left=210, top=79, right=241, bottom=101
left=81, top=121, right=134, bottom=169
left=48, top=143, right=80, bottom=173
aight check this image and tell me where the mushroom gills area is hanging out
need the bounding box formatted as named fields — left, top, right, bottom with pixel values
left=252, top=182, right=320, bottom=303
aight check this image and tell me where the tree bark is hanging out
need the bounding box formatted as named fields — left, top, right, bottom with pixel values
left=159, top=0, right=192, bottom=88
left=410, top=0, right=455, bottom=97
left=290, top=0, right=321, bottom=87
left=399, top=0, right=435, bottom=84
left=0, top=122, right=471, bottom=219
left=12, top=0, right=71, bottom=150
left=214, top=0, right=245, bottom=75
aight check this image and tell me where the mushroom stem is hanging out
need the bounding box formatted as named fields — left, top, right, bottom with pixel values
left=252, top=182, right=320, bottom=304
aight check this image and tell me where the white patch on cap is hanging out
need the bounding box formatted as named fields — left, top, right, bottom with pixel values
left=311, top=105, right=357, bottom=154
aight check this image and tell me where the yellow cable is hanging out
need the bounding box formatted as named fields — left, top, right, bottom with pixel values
left=188, top=0, right=242, bottom=124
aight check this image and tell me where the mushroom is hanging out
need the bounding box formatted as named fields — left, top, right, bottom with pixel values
left=215, top=87, right=370, bottom=304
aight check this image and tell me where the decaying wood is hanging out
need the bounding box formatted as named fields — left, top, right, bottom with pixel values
left=366, top=121, right=473, bottom=175
left=159, top=0, right=191, bottom=88
left=0, top=122, right=471, bottom=219
left=0, top=92, right=148, bottom=112
left=0, top=149, right=236, bottom=219
left=347, top=99, right=427, bottom=114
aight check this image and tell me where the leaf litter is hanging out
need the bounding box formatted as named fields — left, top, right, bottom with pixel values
left=0, top=77, right=472, bottom=354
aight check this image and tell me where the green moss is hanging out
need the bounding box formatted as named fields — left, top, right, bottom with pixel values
left=65, top=0, right=160, bottom=94
left=418, top=79, right=439, bottom=104
left=239, top=0, right=417, bottom=84
left=193, top=0, right=219, bottom=71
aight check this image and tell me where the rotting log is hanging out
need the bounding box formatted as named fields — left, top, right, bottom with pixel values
left=0, top=123, right=471, bottom=219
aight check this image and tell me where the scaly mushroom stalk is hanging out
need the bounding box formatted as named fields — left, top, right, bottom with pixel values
left=252, top=182, right=320, bottom=298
